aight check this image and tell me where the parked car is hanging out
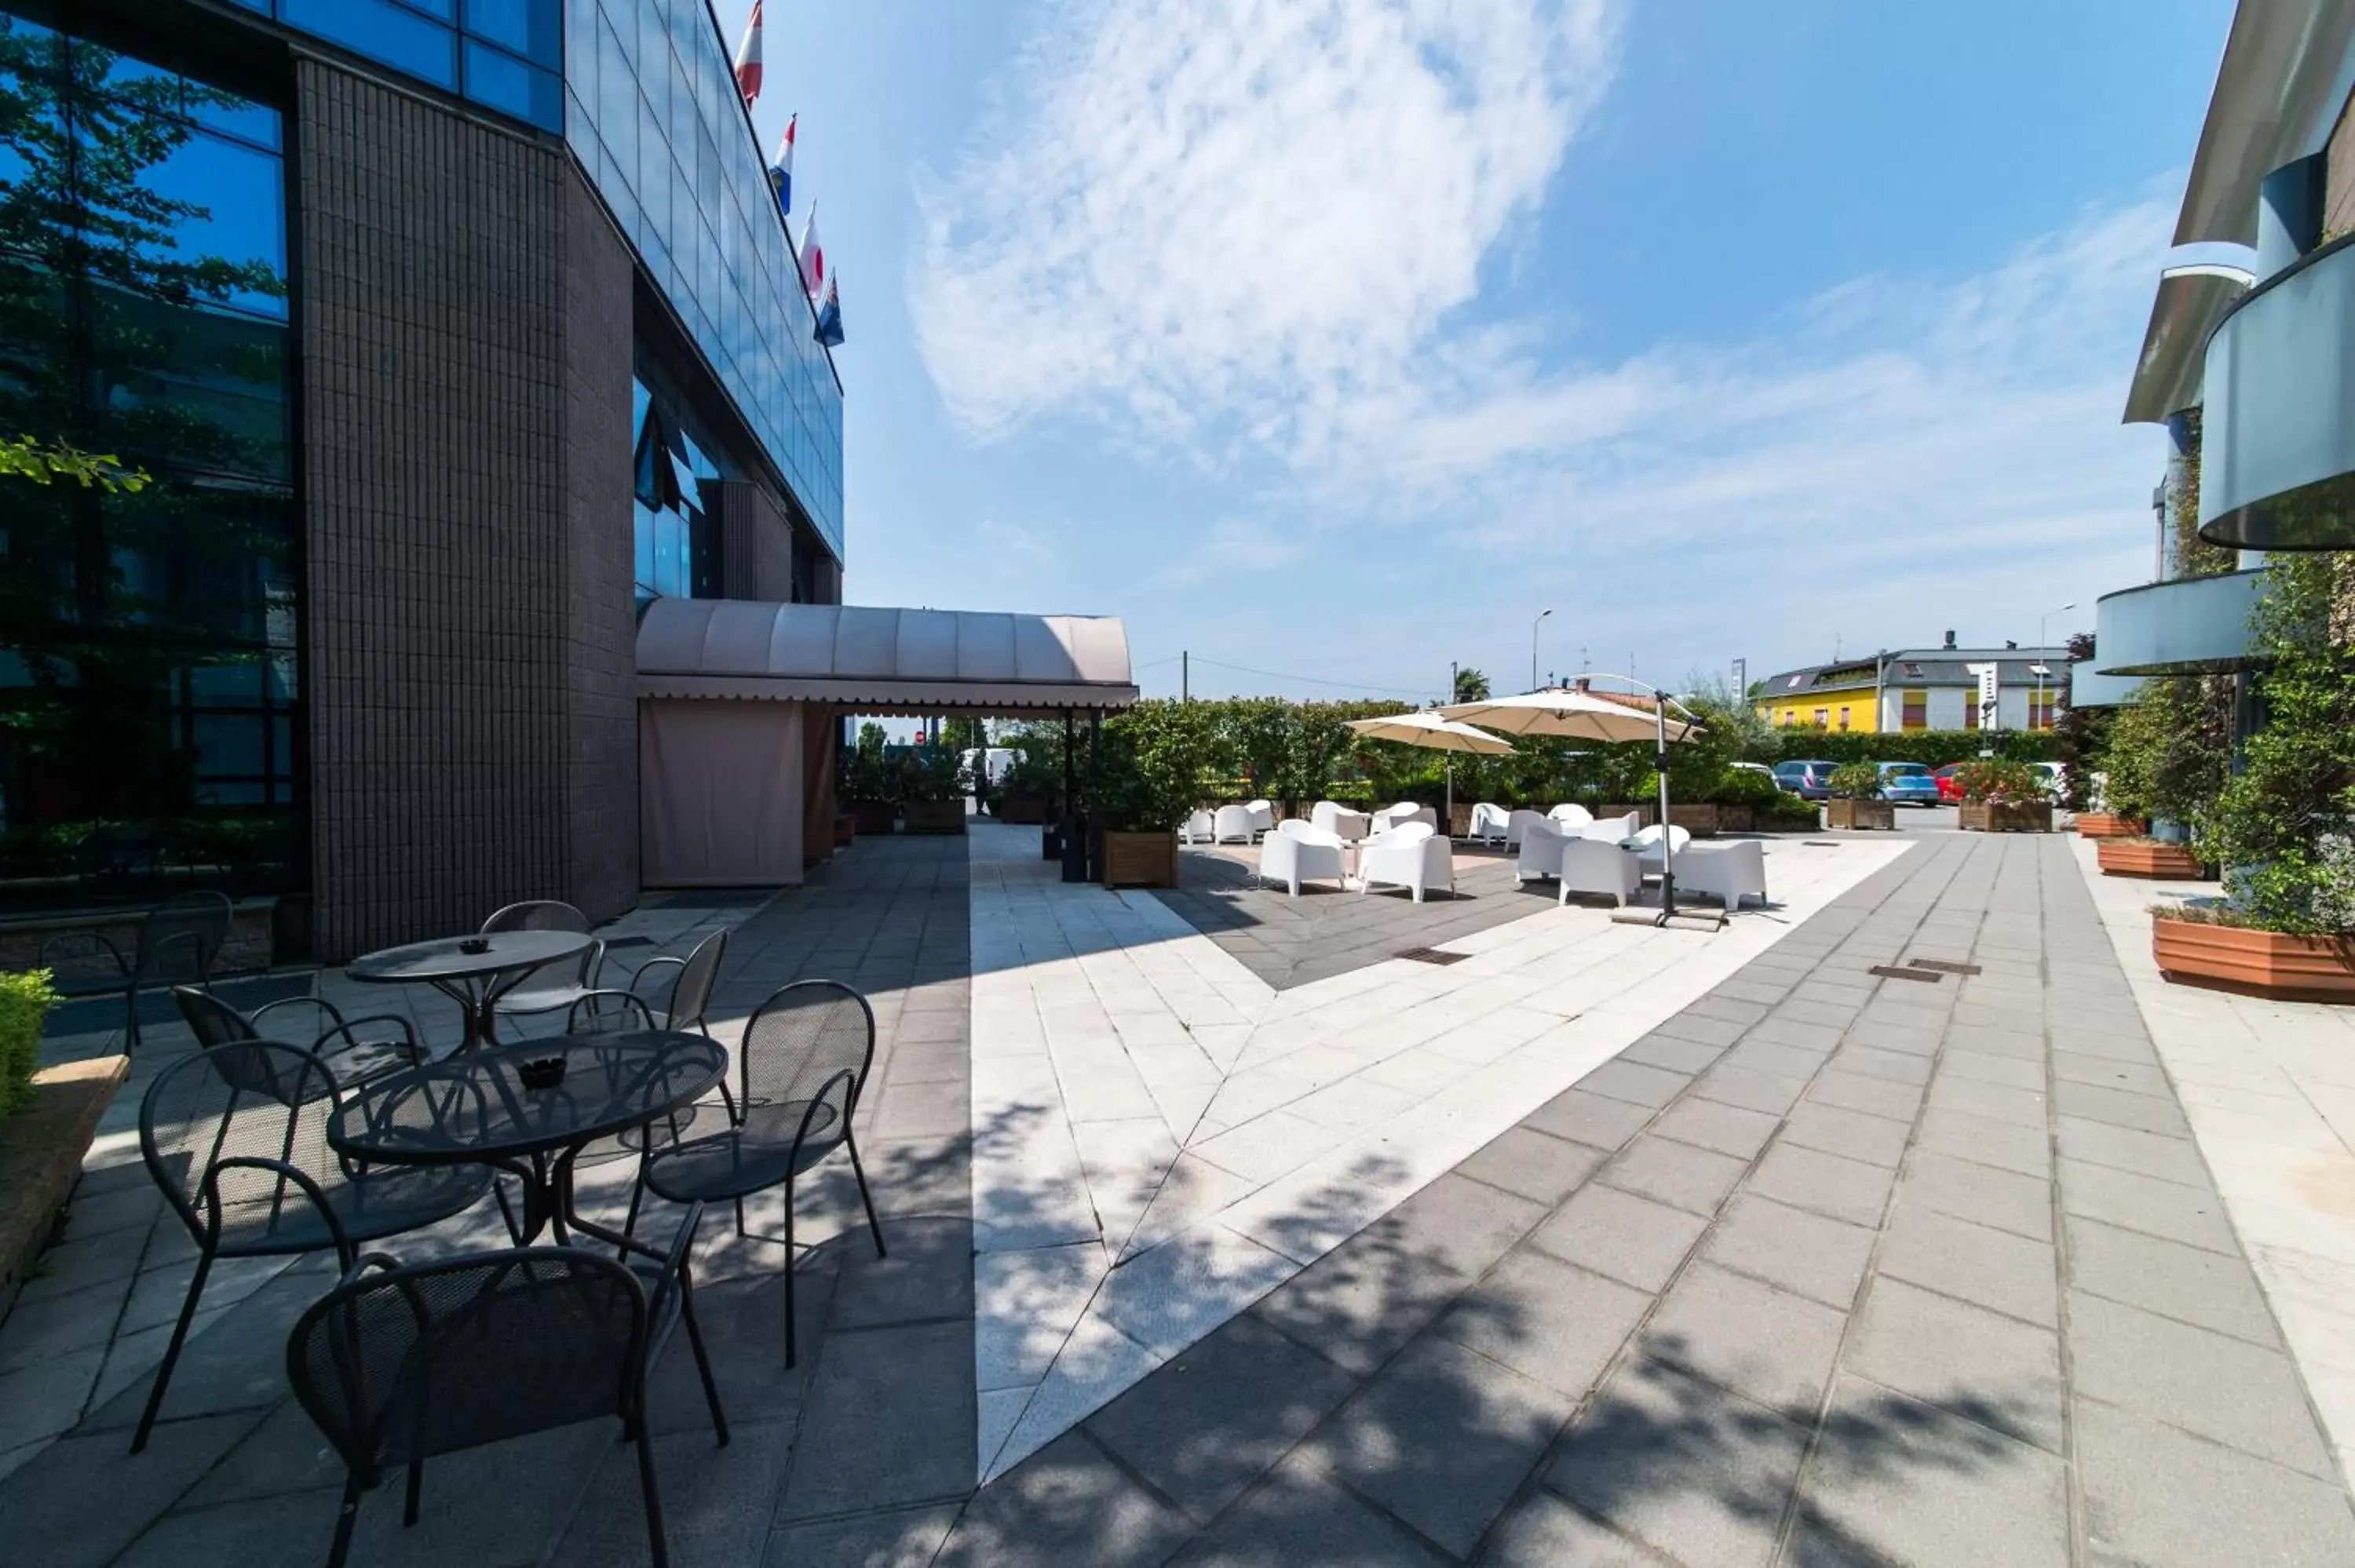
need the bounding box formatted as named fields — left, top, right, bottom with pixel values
left=1875, top=762, right=1941, bottom=807
left=2031, top=761, right=2068, bottom=800
left=1773, top=760, right=1837, bottom=800
left=1933, top=762, right=1966, bottom=804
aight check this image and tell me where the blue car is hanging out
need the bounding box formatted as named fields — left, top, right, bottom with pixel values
left=1773, top=760, right=1836, bottom=800
left=1876, top=762, right=1941, bottom=807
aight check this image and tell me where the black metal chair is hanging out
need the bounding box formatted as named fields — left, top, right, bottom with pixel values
left=285, top=1206, right=728, bottom=1568
left=480, top=900, right=605, bottom=1030
left=173, top=985, right=425, bottom=1088
left=640, top=981, right=885, bottom=1366
left=38, top=890, right=233, bottom=1053
left=133, top=1041, right=495, bottom=1453
left=575, top=927, right=728, bottom=1043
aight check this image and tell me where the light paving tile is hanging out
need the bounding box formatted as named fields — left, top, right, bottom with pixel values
left=975, top=1244, right=1109, bottom=1392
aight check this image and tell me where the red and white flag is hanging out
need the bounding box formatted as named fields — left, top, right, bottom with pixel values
left=733, top=0, right=763, bottom=105
left=798, top=206, right=825, bottom=299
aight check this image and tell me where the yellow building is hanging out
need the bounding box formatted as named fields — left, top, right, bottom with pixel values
left=1754, top=640, right=2070, bottom=735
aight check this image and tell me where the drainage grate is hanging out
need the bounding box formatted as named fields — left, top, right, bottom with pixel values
left=602, top=935, right=656, bottom=950
left=1397, top=947, right=1471, bottom=966
left=1804, top=841, right=1842, bottom=848
left=1868, top=965, right=1944, bottom=983
left=1907, top=957, right=1982, bottom=975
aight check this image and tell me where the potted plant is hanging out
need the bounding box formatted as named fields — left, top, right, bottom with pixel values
left=1823, top=762, right=1896, bottom=830
left=899, top=744, right=968, bottom=834
left=991, top=731, right=1062, bottom=826
left=2098, top=838, right=2207, bottom=879
left=1090, top=701, right=1214, bottom=889
left=841, top=723, right=898, bottom=837
left=1955, top=760, right=2051, bottom=833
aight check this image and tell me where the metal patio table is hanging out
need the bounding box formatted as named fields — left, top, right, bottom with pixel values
left=345, top=929, right=594, bottom=1056
left=327, top=1030, right=728, bottom=1248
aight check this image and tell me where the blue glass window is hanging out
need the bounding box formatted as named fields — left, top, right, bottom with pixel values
left=94, top=119, right=289, bottom=319
left=283, top=0, right=458, bottom=90
left=462, top=41, right=560, bottom=130
left=465, top=0, right=562, bottom=67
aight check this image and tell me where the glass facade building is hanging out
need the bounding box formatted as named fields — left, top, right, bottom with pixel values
left=227, top=0, right=564, bottom=133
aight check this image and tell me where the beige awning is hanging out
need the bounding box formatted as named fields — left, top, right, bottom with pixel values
left=635, top=599, right=1140, bottom=713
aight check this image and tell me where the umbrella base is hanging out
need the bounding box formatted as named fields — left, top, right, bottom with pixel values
left=1608, top=906, right=1727, bottom=932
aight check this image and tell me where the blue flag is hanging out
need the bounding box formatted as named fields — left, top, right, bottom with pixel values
left=814, top=272, right=843, bottom=348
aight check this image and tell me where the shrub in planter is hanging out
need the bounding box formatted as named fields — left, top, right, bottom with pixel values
left=0, top=968, right=58, bottom=1119
left=1823, top=762, right=1895, bottom=830
left=1090, top=701, right=1216, bottom=888
left=842, top=722, right=898, bottom=832
left=1953, top=760, right=2051, bottom=830
left=2152, top=903, right=2355, bottom=1000
left=2101, top=674, right=2230, bottom=841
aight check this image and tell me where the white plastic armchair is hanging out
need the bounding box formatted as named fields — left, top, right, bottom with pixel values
left=1548, top=804, right=1595, bottom=830
left=1213, top=804, right=1258, bottom=844
left=1514, top=820, right=1567, bottom=885
left=1558, top=836, right=1641, bottom=906
left=1358, top=822, right=1452, bottom=903
left=1630, top=824, right=1692, bottom=878
left=1258, top=819, right=1348, bottom=896
left=1677, top=841, right=1769, bottom=910
left=1468, top=802, right=1511, bottom=846
left=1578, top=811, right=1642, bottom=844
left=1176, top=810, right=1214, bottom=845
left=1245, top=800, right=1276, bottom=839
left=1312, top=800, right=1372, bottom=841
left=1370, top=801, right=1435, bottom=835
left=1504, top=808, right=1551, bottom=848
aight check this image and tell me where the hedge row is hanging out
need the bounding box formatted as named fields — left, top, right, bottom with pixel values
left=1759, top=730, right=2063, bottom=768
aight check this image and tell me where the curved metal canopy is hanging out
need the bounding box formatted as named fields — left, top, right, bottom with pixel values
left=2123, top=262, right=2255, bottom=425
left=2173, top=0, right=2355, bottom=247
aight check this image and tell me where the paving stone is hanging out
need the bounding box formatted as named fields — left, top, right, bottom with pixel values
left=1438, top=1249, right=1652, bottom=1398
left=2074, top=1398, right=2355, bottom=1568
left=2057, top=1028, right=2160, bottom=1066
left=1083, top=1315, right=1356, bottom=1524
left=1744, top=1143, right=1895, bottom=1230
left=1302, top=1333, right=1575, bottom=1559
left=1643, top=1263, right=1846, bottom=1413
left=1924, top=1073, right=2046, bottom=1129
left=1649, top=1096, right=1780, bottom=1160
left=1579, top=1059, right=1693, bottom=1110
left=776, top=1320, right=976, bottom=1519
left=2051, top=1078, right=2190, bottom=1138
left=1843, top=1019, right=1941, bottom=1057
left=1826, top=1045, right=1933, bottom=1087
left=1528, top=1184, right=1710, bottom=1293
left=1722, top=1038, right=1831, bottom=1080
left=0, top=1409, right=271, bottom=1568
left=2065, top=1216, right=2280, bottom=1346
left=1545, top=1356, right=1810, bottom=1568
left=1455, top=1127, right=1605, bottom=1206
left=1250, top=1226, right=1470, bottom=1380
left=1877, top=1202, right=2058, bottom=1329
left=1170, top=1454, right=1451, bottom=1566
left=2066, top=1293, right=2334, bottom=1478
left=1652, top=1010, right=1749, bottom=1049
left=936, top=1431, right=1192, bottom=1568
left=557, top=1414, right=790, bottom=1568
left=1805, top=1070, right=1923, bottom=1124
left=1914, top=1105, right=2052, bottom=1180
left=2057, top=1159, right=2238, bottom=1256
left=1621, top=1033, right=1727, bottom=1075
left=764, top=1503, right=962, bottom=1568
left=1691, top=1064, right=1809, bottom=1117
left=1757, top=1005, right=1852, bottom=1039
left=1701, top=1194, right=1875, bottom=1310
left=2055, top=1116, right=2208, bottom=1187
left=1777, top=1101, right=1910, bottom=1169
left=1897, top=1149, right=2052, bottom=1242
left=1481, top=1489, right=1678, bottom=1566
left=2049, top=1051, right=2171, bottom=1098
left=1382, top=1173, right=1549, bottom=1278
left=1800, top=1374, right=2068, bottom=1568
left=1599, top=1133, right=1748, bottom=1217
left=1938, top=1049, right=2046, bottom=1092
left=828, top=1216, right=974, bottom=1331
left=1523, top=1088, right=1656, bottom=1152
left=1844, top=1278, right=2062, bottom=1452
left=1942, top=1023, right=2045, bottom=1063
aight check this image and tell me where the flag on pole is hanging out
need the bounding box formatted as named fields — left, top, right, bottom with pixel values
left=814, top=272, right=843, bottom=347
left=768, top=112, right=795, bottom=217
left=732, top=0, right=763, bottom=105
left=798, top=207, right=825, bottom=298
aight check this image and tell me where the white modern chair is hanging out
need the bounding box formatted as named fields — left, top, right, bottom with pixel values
left=1258, top=819, right=1348, bottom=896
left=1515, top=820, right=1567, bottom=885
left=1312, top=800, right=1373, bottom=841
left=1245, top=799, right=1276, bottom=840
left=1504, top=808, right=1551, bottom=848
left=1548, top=804, right=1595, bottom=830
left=1558, top=836, right=1641, bottom=907
left=1676, top=840, right=1769, bottom=909
left=1630, top=823, right=1693, bottom=879
left=1213, top=804, right=1258, bottom=844
left=1359, top=822, right=1453, bottom=903
left=1578, top=811, right=1641, bottom=844
left=1468, top=802, right=1511, bottom=846
left=1370, top=801, right=1435, bottom=835
left=1176, top=809, right=1215, bottom=845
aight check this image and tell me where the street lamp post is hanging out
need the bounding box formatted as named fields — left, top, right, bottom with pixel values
left=1532, top=608, right=1553, bottom=692
left=2036, top=602, right=2076, bottom=731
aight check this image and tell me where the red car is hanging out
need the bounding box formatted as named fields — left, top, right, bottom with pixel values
left=1933, top=762, right=1966, bottom=804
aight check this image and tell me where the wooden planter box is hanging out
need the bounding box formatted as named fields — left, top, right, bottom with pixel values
left=2096, top=841, right=2206, bottom=880
left=1598, top=804, right=1659, bottom=828
left=1667, top=803, right=1722, bottom=837
left=2, top=1056, right=129, bottom=1318
left=2154, top=917, right=2355, bottom=1001
left=2075, top=813, right=2146, bottom=840
left=1959, top=800, right=2052, bottom=833
left=849, top=800, right=896, bottom=837
left=1099, top=830, right=1179, bottom=889
left=901, top=800, right=967, bottom=835
left=993, top=793, right=1053, bottom=825
left=833, top=813, right=857, bottom=849
left=1824, top=799, right=1896, bottom=831
left=1712, top=803, right=1757, bottom=833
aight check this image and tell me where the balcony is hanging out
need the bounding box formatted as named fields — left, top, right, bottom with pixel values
left=2199, top=235, right=2355, bottom=548
left=2091, top=568, right=2269, bottom=676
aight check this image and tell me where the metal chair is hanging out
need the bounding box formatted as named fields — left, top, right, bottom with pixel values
left=479, top=900, right=605, bottom=1027
left=38, top=890, right=233, bottom=1053
left=285, top=1206, right=727, bottom=1568
left=574, top=928, right=727, bottom=1041
left=640, top=981, right=885, bottom=1366
left=133, top=1041, right=494, bottom=1453
left=173, top=985, right=424, bottom=1088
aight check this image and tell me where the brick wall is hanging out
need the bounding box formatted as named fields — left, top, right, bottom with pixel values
left=298, top=62, right=638, bottom=959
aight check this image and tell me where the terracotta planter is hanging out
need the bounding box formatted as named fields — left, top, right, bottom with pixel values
left=1959, top=800, right=2051, bottom=833
left=2096, top=841, right=2205, bottom=880
left=849, top=800, right=896, bottom=837
left=2153, top=917, right=2355, bottom=1001
left=901, top=800, right=967, bottom=835
left=1098, top=830, right=1179, bottom=889
left=1824, top=799, right=1896, bottom=831
left=2074, top=813, right=2146, bottom=840
left=832, top=813, right=856, bottom=849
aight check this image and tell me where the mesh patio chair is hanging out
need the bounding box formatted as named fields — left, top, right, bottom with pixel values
left=480, top=900, right=605, bottom=1029
left=640, top=980, right=885, bottom=1366
left=286, top=1205, right=727, bottom=1568
left=38, top=890, right=233, bottom=1054
left=564, top=929, right=734, bottom=1202
left=173, top=985, right=425, bottom=1089
left=133, top=1041, right=495, bottom=1454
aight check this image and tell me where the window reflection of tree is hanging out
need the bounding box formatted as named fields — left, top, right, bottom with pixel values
left=0, top=17, right=296, bottom=903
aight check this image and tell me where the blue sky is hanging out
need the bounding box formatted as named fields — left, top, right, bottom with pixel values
left=721, top=0, right=2236, bottom=701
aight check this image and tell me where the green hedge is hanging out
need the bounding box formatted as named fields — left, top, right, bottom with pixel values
left=0, top=968, right=57, bottom=1119
left=1758, top=729, right=2061, bottom=768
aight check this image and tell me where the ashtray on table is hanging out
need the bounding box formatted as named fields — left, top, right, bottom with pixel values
left=458, top=937, right=492, bottom=955
left=518, top=1056, right=568, bottom=1090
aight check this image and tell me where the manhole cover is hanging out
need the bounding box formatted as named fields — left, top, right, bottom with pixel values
left=1907, top=958, right=1982, bottom=975
left=1397, top=947, right=1470, bottom=965
left=1868, top=965, right=1944, bottom=983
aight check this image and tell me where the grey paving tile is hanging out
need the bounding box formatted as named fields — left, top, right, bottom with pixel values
left=1599, top=1133, right=1748, bottom=1217
left=2058, top=1028, right=2160, bottom=1066
left=1621, top=1033, right=1726, bottom=1075
left=2066, top=1293, right=2334, bottom=1478
left=2057, top=1158, right=2238, bottom=1256
left=1083, top=1314, right=1356, bottom=1525
left=1579, top=1059, right=1693, bottom=1110
left=1805, top=1070, right=1923, bottom=1124
left=869, top=1080, right=969, bottom=1140
left=0, top=1409, right=271, bottom=1568
left=2052, top=1078, right=2190, bottom=1138
left=1938, top=1049, right=2046, bottom=1092
left=1745, top=1143, right=1896, bottom=1230
left=1756, top=1007, right=1850, bottom=1041
left=1826, top=1045, right=1933, bottom=1087
left=556, top=1415, right=790, bottom=1568
left=1642, top=1263, right=1846, bottom=1413
left=2049, top=1050, right=2171, bottom=1098
left=1481, top=1489, right=1678, bottom=1566
left=1799, top=1374, right=2068, bottom=1568
left=1382, top=1173, right=1549, bottom=1278
left=2065, top=1215, right=2280, bottom=1346
left=1302, top=1333, right=1575, bottom=1559
left=1527, top=1183, right=1709, bottom=1293
left=2056, top=1116, right=2209, bottom=1188
left=1842, top=1018, right=1941, bottom=1057
left=1251, top=1226, right=1471, bottom=1380
left=1897, top=1148, right=2052, bottom=1242
left=1877, top=1201, right=2058, bottom=1329
left=1650, top=1096, right=1780, bottom=1160
left=1545, top=1356, right=1810, bottom=1568
left=936, top=1431, right=1191, bottom=1568
left=776, top=1320, right=975, bottom=1519
left=1845, top=1278, right=2062, bottom=1452
left=1701, top=1194, right=1875, bottom=1310
left=1722, top=1037, right=1831, bottom=1081
left=1455, top=1127, right=1604, bottom=1206
left=1652, top=1010, right=1749, bottom=1049
left=828, top=1216, right=973, bottom=1331
left=1924, top=1073, right=2046, bottom=1129
left=1438, top=1249, right=1651, bottom=1398
left=1914, top=1105, right=2052, bottom=1180
left=764, top=1503, right=962, bottom=1568
left=2075, top=1398, right=2355, bottom=1568
left=1522, top=1088, right=1655, bottom=1153
left=1942, top=1023, right=2044, bottom=1063
left=1691, top=1064, right=1809, bottom=1117
left=1170, top=1455, right=1451, bottom=1566
left=1777, top=1101, right=1910, bottom=1169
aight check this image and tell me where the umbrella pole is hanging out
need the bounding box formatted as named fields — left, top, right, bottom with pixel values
left=1446, top=761, right=1454, bottom=840
left=1656, top=702, right=1677, bottom=921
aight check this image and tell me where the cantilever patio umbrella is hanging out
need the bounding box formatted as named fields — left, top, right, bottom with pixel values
left=1344, top=710, right=1515, bottom=835
left=1436, top=686, right=1707, bottom=924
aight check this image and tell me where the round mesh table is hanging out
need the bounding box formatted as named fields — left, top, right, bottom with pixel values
left=346, top=930, right=596, bottom=1056
left=329, top=1031, right=727, bottom=1245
